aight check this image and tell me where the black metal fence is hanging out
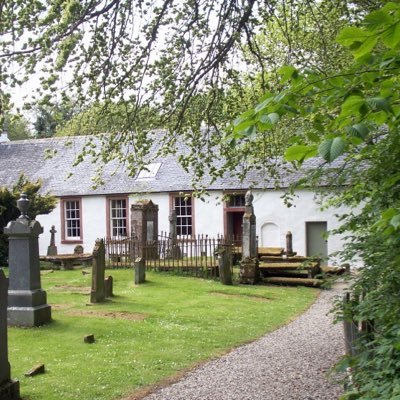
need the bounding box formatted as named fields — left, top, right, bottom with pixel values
left=105, top=233, right=240, bottom=278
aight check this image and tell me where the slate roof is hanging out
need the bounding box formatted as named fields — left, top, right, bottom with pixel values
left=0, top=135, right=330, bottom=197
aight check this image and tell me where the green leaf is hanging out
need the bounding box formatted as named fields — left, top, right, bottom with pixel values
left=382, top=22, right=400, bottom=49
left=254, top=96, right=274, bottom=113
left=233, top=118, right=255, bottom=133
left=345, top=123, right=369, bottom=139
left=285, top=145, right=318, bottom=163
left=390, top=214, right=400, bottom=229
left=364, top=10, right=392, bottom=31
left=278, top=65, right=297, bottom=83
left=340, top=96, right=365, bottom=117
left=366, top=96, right=393, bottom=113
left=318, top=137, right=347, bottom=162
left=352, top=36, right=378, bottom=59
left=337, top=27, right=369, bottom=47
left=259, top=112, right=280, bottom=125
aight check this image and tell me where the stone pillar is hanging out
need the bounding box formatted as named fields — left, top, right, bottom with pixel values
left=90, top=239, right=106, bottom=303
left=0, top=270, right=20, bottom=399
left=47, top=225, right=58, bottom=256
left=286, top=231, right=295, bottom=256
left=167, top=210, right=181, bottom=259
left=5, top=193, right=52, bottom=327
left=131, top=200, right=159, bottom=259
left=134, top=257, right=146, bottom=284
left=240, top=190, right=259, bottom=284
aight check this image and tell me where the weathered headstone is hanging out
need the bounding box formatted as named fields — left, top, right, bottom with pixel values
left=104, top=276, right=113, bottom=297
left=6, top=193, right=52, bottom=327
left=74, top=245, right=84, bottom=255
left=90, top=239, right=106, bottom=303
left=47, top=225, right=58, bottom=256
left=134, top=257, right=146, bottom=284
left=0, top=270, right=20, bottom=399
left=240, top=190, right=259, bottom=284
left=166, top=210, right=181, bottom=259
left=217, top=246, right=233, bottom=285
left=285, top=231, right=295, bottom=256
left=131, top=200, right=159, bottom=259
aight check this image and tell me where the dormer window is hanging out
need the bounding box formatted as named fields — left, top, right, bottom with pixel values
left=137, top=163, right=161, bottom=179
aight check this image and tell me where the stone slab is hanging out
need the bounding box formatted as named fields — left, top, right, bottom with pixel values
left=0, top=379, right=20, bottom=400
left=7, top=304, right=52, bottom=327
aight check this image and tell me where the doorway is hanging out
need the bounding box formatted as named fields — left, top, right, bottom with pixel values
left=226, top=211, right=244, bottom=246
left=306, top=221, right=328, bottom=266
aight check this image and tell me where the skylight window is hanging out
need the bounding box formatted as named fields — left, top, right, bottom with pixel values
left=137, top=162, right=161, bottom=179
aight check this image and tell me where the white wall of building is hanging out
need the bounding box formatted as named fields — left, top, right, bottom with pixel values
left=36, top=188, right=349, bottom=266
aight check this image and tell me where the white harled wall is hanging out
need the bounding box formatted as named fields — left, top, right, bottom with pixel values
left=36, top=188, right=348, bottom=265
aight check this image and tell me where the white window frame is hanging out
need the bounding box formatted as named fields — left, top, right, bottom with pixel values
left=63, top=199, right=82, bottom=241
left=109, top=198, right=128, bottom=238
left=173, top=195, right=193, bottom=238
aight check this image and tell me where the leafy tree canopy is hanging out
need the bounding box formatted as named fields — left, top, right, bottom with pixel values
left=0, top=0, right=375, bottom=185
left=0, top=174, right=57, bottom=266
left=3, top=112, right=32, bottom=140
left=232, top=2, right=400, bottom=398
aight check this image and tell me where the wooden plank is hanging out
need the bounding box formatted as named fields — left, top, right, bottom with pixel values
left=263, top=276, right=324, bottom=287
left=259, top=262, right=319, bottom=270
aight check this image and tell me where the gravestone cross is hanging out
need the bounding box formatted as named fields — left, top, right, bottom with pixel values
left=0, top=270, right=20, bottom=399
left=240, top=190, right=259, bottom=284
left=90, top=239, right=106, bottom=303
left=5, top=193, right=52, bottom=327
left=47, top=225, right=58, bottom=256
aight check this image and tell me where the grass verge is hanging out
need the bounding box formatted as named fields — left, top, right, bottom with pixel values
left=9, top=269, right=318, bottom=400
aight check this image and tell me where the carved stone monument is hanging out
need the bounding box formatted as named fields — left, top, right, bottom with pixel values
left=131, top=200, right=159, bottom=259
left=47, top=225, right=58, bottom=256
left=240, top=190, right=259, bottom=284
left=90, top=239, right=106, bottom=303
left=0, top=270, right=20, bottom=399
left=6, top=193, right=52, bottom=327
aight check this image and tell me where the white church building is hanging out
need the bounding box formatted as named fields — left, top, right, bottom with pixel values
left=0, top=135, right=349, bottom=264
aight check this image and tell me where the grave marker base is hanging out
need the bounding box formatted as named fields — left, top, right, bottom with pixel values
left=7, top=304, right=52, bottom=327
left=0, top=379, right=20, bottom=400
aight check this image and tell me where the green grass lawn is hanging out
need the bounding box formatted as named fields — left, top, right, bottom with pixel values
left=8, top=269, right=319, bottom=400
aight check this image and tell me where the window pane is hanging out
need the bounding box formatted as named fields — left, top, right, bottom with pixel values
left=173, top=196, right=193, bottom=238
left=65, top=200, right=81, bottom=239
left=110, top=199, right=127, bottom=238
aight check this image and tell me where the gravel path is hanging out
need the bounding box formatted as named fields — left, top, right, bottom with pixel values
left=141, top=284, right=345, bottom=400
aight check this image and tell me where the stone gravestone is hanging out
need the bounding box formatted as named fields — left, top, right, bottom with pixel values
left=47, top=225, right=58, bottom=256
left=166, top=210, right=181, bottom=259
left=0, top=270, right=20, bottom=399
left=285, top=231, right=296, bottom=257
left=90, top=239, right=106, bottom=303
left=131, top=200, right=159, bottom=259
left=6, top=193, right=52, bottom=327
left=134, top=257, right=146, bottom=284
left=217, top=245, right=233, bottom=285
left=240, top=190, right=259, bottom=284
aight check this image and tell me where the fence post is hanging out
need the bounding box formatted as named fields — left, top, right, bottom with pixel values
left=343, top=292, right=359, bottom=357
